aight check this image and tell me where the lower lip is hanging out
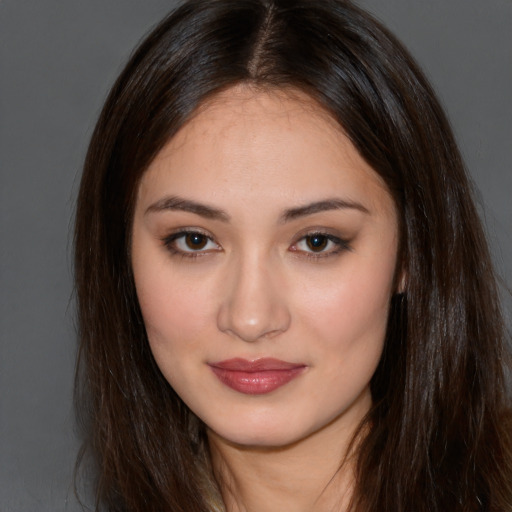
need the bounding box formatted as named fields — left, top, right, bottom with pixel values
left=209, top=366, right=306, bottom=395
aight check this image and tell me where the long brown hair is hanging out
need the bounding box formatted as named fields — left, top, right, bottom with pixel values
left=74, top=1, right=512, bottom=510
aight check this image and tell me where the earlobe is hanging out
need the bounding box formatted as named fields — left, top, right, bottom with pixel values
left=396, top=270, right=407, bottom=294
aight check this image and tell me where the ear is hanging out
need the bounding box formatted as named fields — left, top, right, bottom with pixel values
left=396, top=270, right=407, bottom=294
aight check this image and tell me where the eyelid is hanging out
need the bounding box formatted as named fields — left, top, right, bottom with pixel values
left=162, top=228, right=221, bottom=257
left=289, top=230, right=352, bottom=258
left=161, top=227, right=351, bottom=260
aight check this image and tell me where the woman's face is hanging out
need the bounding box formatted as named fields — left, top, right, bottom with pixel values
left=131, top=87, right=399, bottom=448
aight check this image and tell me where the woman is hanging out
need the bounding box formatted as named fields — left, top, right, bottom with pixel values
left=74, top=0, right=512, bottom=510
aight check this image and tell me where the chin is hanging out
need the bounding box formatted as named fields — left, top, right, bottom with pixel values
left=206, top=415, right=319, bottom=450
left=211, top=430, right=305, bottom=450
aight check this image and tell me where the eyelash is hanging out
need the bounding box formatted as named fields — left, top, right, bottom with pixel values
left=290, top=232, right=351, bottom=259
left=162, top=229, right=219, bottom=259
left=162, top=230, right=351, bottom=260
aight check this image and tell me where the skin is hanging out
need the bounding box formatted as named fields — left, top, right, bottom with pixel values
left=131, top=86, right=399, bottom=511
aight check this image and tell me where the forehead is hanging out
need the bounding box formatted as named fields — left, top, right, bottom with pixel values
left=166, top=86, right=356, bottom=169
left=138, top=86, right=394, bottom=217
left=188, top=86, right=342, bottom=140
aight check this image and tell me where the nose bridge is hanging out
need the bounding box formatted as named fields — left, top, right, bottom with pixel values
left=217, top=249, right=290, bottom=342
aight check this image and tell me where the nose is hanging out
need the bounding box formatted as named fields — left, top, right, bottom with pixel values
left=216, top=254, right=291, bottom=342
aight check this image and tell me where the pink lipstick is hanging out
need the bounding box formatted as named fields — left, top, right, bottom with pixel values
left=209, top=358, right=306, bottom=395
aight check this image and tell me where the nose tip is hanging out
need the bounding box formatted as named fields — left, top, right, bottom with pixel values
left=217, top=304, right=291, bottom=343
left=216, top=264, right=291, bottom=343
left=217, top=308, right=288, bottom=342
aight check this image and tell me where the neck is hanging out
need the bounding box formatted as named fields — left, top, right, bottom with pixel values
left=207, top=415, right=365, bottom=512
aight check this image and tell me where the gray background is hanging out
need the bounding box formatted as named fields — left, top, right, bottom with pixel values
left=0, top=1, right=510, bottom=510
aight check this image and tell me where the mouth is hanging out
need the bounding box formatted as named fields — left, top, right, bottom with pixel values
left=208, top=358, right=307, bottom=395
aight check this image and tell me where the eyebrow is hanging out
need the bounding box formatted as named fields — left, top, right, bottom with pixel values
left=145, top=195, right=231, bottom=222
left=280, top=198, right=370, bottom=222
left=145, top=195, right=369, bottom=222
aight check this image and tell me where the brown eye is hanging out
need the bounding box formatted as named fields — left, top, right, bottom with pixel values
left=291, top=232, right=350, bottom=258
left=164, top=231, right=220, bottom=255
left=185, top=233, right=208, bottom=250
left=306, top=234, right=328, bottom=252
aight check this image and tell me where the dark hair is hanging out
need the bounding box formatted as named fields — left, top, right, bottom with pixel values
left=74, top=0, right=512, bottom=510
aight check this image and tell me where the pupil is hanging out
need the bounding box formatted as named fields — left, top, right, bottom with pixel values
left=185, top=233, right=207, bottom=250
left=307, top=235, right=327, bottom=252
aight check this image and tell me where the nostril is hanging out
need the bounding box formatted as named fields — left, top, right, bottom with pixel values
left=216, top=298, right=291, bottom=343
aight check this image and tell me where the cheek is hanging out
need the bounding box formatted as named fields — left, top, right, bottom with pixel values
left=134, top=268, right=216, bottom=399
left=302, top=268, right=392, bottom=413
left=135, top=269, right=215, bottom=351
left=133, top=263, right=231, bottom=414
left=299, top=260, right=395, bottom=345
left=131, top=231, right=215, bottom=357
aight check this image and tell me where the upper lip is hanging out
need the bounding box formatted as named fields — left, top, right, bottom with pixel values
left=209, top=358, right=306, bottom=372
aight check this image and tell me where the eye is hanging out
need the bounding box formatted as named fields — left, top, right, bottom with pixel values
left=290, top=232, right=350, bottom=257
left=304, top=234, right=329, bottom=252
left=163, top=230, right=221, bottom=256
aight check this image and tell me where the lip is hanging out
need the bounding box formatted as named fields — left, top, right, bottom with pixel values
left=208, top=358, right=307, bottom=395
